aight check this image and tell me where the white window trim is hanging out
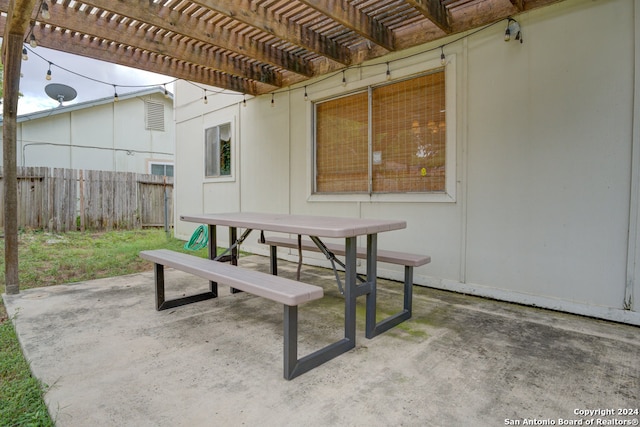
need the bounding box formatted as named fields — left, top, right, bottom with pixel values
left=148, top=160, right=174, bottom=175
left=203, top=116, right=237, bottom=183
left=307, top=53, right=457, bottom=203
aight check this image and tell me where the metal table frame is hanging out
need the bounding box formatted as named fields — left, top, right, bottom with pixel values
left=180, top=212, right=408, bottom=377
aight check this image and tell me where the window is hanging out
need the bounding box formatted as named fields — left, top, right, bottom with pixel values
left=205, top=123, right=232, bottom=178
left=314, top=70, right=446, bottom=194
left=145, top=100, right=165, bottom=131
left=150, top=163, right=174, bottom=177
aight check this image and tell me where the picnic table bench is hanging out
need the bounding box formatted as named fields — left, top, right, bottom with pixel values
left=139, top=249, right=342, bottom=380
left=259, top=236, right=430, bottom=331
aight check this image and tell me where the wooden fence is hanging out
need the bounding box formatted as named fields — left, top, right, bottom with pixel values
left=0, top=167, right=173, bottom=232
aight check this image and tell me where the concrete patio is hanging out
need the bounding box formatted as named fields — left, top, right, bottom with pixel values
left=4, top=254, right=639, bottom=427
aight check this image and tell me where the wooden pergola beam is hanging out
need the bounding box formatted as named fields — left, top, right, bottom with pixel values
left=25, top=24, right=269, bottom=95
left=75, top=0, right=317, bottom=78
left=403, top=0, right=452, bottom=33
left=193, top=0, right=353, bottom=65
left=26, top=4, right=284, bottom=89
left=297, top=0, right=396, bottom=51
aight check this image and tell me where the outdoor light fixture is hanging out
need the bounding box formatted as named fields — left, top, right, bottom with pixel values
left=386, top=63, right=391, bottom=80
left=440, top=47, right=446, bottom=66
left=45, top=63, right=52, bottom=81
left=113, top=86, right=119, bottom=102
left=342, top=70, right=347, bottom=87
left=304, top=86, right=309, bottom=101
left=29, top=34, right=37, bottom=48
left=22, top=47, right=28, bottom=60
left=243, top=95, right=247, bottom=107
left=504, top=18, right=522, bottom=43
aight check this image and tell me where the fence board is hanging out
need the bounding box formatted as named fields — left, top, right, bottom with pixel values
left=0, top=167, right=173, bottom=232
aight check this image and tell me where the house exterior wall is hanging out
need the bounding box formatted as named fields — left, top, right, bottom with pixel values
left=4, top=91, right=174, bottom=174
left=174, top=0, right=640, bottom=325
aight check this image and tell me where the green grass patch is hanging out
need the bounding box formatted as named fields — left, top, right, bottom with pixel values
left=1, top=229, right=207, bottom=290
left=0, top=317, right=54, bottom=427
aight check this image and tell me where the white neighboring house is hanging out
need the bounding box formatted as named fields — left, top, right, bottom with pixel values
left=173, top=0, right=640, bottom=326
left=0, top=87, right=174, bottom=176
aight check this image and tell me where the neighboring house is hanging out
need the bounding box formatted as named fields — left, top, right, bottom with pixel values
left=0, top=87, right=174, bottom=176
left=173, top=0, right=640, bottom=326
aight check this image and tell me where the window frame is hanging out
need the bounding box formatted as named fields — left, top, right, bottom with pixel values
left=309, top=54, right=457, bottom=203
left=149, top=161, right=174, bottom=177
left=203, top=121, right=234, bottom=181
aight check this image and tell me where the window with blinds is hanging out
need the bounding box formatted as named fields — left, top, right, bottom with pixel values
left=314, top=70, right=446, bottom=194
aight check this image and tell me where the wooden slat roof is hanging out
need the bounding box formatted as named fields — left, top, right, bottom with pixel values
left=2, top=0, right=561, bottom=96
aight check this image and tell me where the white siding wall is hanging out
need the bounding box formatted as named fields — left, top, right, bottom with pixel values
left=174, top=0, right=640, bottom=325
left=10, top=92, right=174, bottom=174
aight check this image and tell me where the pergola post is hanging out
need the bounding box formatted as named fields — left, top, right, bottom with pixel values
left=3, top=33, right=23, bottom=295
left=3, top=0, right=38, bottom=294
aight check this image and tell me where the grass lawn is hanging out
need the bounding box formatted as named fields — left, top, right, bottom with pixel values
left=0, top=228, right=204, bottom=426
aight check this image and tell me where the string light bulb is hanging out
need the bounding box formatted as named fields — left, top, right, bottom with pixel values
left=242, top=95, right=247, bottom=107
left=22, top=47, right=28, bottom=61
left=41, top=1, right=50, bottom=19
left=113, top=86, right=119, bottom=102
left=386, top=62, right=391, bottom=80
left=46, top=63, right=52, bottom=80
left=29, top=34, right=37, bottom=48
left=271, top=93, right=275, bottom=107
left=342, top=70, right=347, bottom=87
left=163, top=84, right=170, bottom=98
left=440, top=47, right=446, bottom=66
left=505, top=18, right=522, bottom=43
left=304, top=86, right=308, bottom=101
left=203, top=91, right=208, bottom=104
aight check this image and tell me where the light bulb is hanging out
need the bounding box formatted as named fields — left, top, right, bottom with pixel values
left=46, top=69, right=52, bottom=80
left=41, top=2, right=50, bottom=19
left=386, top=63, right=391, bottom=81
left=22, top=47, right=28, bottom=61
left=342, top=71, right=347, bottom=87
left=271, top=94, right=275, bottom=107
left=29, top=34, right=37, bottom=48
left=304, top=86, right=308, bottom=101
left=504, top=27, right=511, bottom=42
left=203, top=95, right=208, bottom=104
left=440, top=48, right=446, bottom=66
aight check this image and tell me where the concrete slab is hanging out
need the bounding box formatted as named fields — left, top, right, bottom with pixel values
left=3, top=255, right=640, bottom=427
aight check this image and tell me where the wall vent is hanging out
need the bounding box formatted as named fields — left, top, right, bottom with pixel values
left=145, top=100, right=165, bottom=131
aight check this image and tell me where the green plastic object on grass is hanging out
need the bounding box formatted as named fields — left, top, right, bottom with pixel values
left=184, top=225, right=208, bottom=251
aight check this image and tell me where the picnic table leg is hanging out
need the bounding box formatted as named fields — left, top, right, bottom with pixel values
left=207, top=225, right=218, bottom=297
left=344, top=236, right=357, bottom=343
left=154, top=262, right=165, bottom=310
left=229, top=227, right=241, bottom=293
left=365, top=233, right=412, bottom=337
left=365, top=234, right=378, bottom=339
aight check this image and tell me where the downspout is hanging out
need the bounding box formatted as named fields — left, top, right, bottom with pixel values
left=625, top=0, right=640, bottom=311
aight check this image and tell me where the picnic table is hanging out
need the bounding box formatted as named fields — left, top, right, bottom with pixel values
left=180, top=212, right=408, bottom=340
left=144, top=211, right=422, bottom=378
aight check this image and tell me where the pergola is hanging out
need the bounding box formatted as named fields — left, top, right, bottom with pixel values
left=2, top=0, right=561, bottom=293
